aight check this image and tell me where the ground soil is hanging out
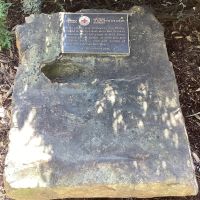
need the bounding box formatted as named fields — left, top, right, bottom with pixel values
left=0, top=0, right=200, bottom=199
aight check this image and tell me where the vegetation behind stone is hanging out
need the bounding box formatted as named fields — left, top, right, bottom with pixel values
left=21, top=0, right=200, bottom=20
left=22, top=0, right=42, bottom=14
left=0, top=0, right=11, bottom=50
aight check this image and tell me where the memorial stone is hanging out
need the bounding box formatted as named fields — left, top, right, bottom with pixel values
left=4, top=7, right=198, bottom=200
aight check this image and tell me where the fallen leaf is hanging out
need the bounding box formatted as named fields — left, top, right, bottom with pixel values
left=196, top=121, right=200, bottom=126
left=175, top=36, right=183, bottom=39
left=172, top=31, right=180, bottom=35
left=196, top=88, right=200, bottom=92
left=194, top=114, right=200, bottom=121
left=192, top=152, right=200, bottom=163
left=186, top=35, right=192, bottom=42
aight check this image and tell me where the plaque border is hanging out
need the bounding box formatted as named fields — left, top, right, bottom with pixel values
left=61, top=12, right=130, bottom=55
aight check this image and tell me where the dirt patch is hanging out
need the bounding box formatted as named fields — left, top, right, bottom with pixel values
left=0, top=0, right=199, bottom=199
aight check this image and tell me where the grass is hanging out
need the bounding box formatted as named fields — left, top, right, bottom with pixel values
left=0, top=0, right=11, bottom=50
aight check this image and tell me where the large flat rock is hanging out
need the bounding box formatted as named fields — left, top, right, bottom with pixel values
left=4, top=7, right=198, bottom=200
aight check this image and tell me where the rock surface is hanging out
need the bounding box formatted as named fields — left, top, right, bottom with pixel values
left=4, top=7, right=198, bottom=200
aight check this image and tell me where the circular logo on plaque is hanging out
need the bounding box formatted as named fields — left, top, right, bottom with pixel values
left=79, top=16, right=90, bottom=26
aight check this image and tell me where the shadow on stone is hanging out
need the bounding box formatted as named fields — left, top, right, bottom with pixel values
left=4, top=7, right=198, bottom=200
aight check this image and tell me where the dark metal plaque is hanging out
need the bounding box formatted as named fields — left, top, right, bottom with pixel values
left=62, top=13, right=129, bottom=55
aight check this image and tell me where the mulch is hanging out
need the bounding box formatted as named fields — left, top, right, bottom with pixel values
left=0, top=0, right=199, bottom=199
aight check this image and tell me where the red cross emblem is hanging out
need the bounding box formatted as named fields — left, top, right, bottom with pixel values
left=81, top=18, right=88, bottom=24
left=79, top=16, right=90, bottom=26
